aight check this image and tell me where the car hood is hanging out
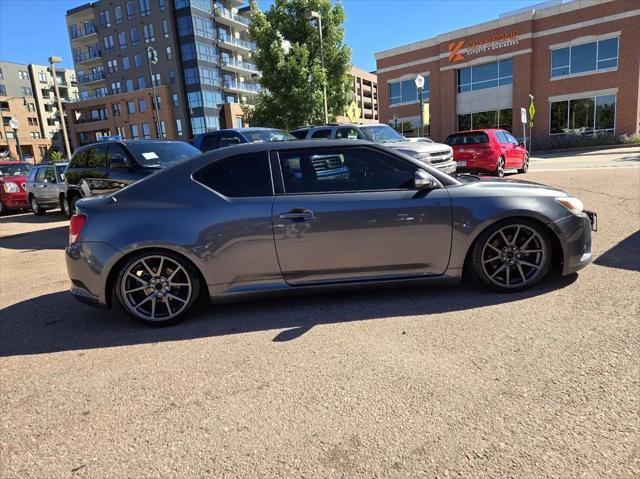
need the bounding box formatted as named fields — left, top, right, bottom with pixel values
left=448, top=176, right=569, bottom=198
left=0, top=175, right=27, bottom=184
left=383, top=141, right=451, bottom=153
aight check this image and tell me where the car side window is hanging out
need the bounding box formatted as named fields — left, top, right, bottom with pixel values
left=201, top=133, right=220, bottom=152
left=289, top=130, right=307, bottom=139
left=506, top=133, right=519, bottom=145
left=107, top=144, right=129, bottom=166
left=192, top=152, right=273, bottom=198
left=495, top=131, right=508, bottom=144
left=310, top=129, right=332, bottom=139
left=278, top=147, right=416, bottom=194
left=70, top=150, right=88, bottom=168
left=219, top=133, right=242, bottom=148
left=27, top=167, right=39, bottom=182
left=336, top=127, right=364, bottom=140
left=43, top=167, right=56, bottom=183
left=85, top=145, right=108, bottom=168
left=35, top=167, right=46, bottom=183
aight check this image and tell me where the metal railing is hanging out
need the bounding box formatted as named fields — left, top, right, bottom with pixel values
left=70, top=23, right=98, bottom=39
left=223, top=80, right=261, bottom=93
left=73, top=50, right=102, bottom=63
left=77, top=71, right=105, bottom=84
left=215, top=6, right=250, bottom=26
left=222, top=58, right=258, bottom=73
left=219, top=36, right=255, bottom=51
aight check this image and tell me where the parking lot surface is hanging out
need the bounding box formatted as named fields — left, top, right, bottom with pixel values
left=1, top=163, right=639, bottom=478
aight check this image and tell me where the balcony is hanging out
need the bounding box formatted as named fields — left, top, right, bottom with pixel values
left=74, top=50, right=102, bottom=64
left=219, top=36, right=255, bottom=53
left=70, top=23, right=98, bottom=40
left=77, top=71, right=105, bottom=85
left=220, top=58, right=258, bottom=75
left=214, top=6, right=250, bottom=30
left=223, top=80, right=261, bottom=95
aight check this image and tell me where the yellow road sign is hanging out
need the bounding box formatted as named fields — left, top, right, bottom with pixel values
left=346, top=101, right=361, bottom=123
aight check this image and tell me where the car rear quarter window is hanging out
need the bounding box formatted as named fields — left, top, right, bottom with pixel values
left=310, top=129, right=332, bottom=139
left=445, top=132, right=490, bottom=145
left=219, top=133, right=243, bottom=148
left=289, top=130, right=308, bottom=139
left=193, top=152, right=273, bottom=198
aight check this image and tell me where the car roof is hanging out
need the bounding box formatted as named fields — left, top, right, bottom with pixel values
left=74, top=139, right=189, bottom=152
left=448, top=129, right=501, bottom=135
left=0, top=161, right=31, bottom=165
left=205, top=139, right=375, bottom=156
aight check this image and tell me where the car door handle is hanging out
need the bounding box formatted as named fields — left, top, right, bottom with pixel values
left=279, top=209, right=315, bottom=221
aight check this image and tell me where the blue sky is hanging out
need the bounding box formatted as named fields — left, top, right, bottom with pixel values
left=0, top=0, right=542, bottom=71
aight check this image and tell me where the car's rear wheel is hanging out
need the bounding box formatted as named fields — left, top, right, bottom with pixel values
left=518, top=154, right=529, bottom=174
left=495, top=156, right=505, bottom=177
left=472, top=219, right=550, bottom=292
left=30, top=196, right=46, bottom=216
left=68, top=194, right=79, bottom=216
left=115, top=251, right=200, bottom=326
left=60, top=195, right=71, bottom=218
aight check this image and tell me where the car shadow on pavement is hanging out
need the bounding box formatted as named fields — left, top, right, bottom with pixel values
left=594, top=230, right=640, bottom=272
left=0, top=226, right=68, bottom=250
left=0, top=211, right=67, bottom=225
left=0, top=273, right=578, bottom=357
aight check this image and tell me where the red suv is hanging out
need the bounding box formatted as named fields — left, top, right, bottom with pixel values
left=0, top=161, right=31, bottom=214
left=444, top=129, right=529, bottom=177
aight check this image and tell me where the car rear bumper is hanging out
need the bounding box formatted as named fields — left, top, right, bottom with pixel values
left=66, top=241, right=123, bottom=308
left=550, top=213, right=594, bottom=275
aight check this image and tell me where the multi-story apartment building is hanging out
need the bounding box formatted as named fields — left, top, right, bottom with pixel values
left=65, top=0, right=259, bottom=148
left=337, top=66, right=379, bottom=124
left=0, top=61, right=76, bottom=162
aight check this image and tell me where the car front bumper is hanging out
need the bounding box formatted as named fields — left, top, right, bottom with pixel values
left=1, top=192, right=28, bottom=210
left=432, top=159, right=458, bottom=175
left=550, top=213, right=595, bottom=276
left=66, top=241, right=123, bottom=308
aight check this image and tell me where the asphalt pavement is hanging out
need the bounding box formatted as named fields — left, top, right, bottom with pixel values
left=1, top=152, right=639, bottom=478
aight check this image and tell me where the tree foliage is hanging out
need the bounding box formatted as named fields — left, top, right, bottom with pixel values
left=246, top=0, right=352, bottom=130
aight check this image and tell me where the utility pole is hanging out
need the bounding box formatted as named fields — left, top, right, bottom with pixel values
left=147, top=46, right=162, bottom=138
left=306, top=11, right=328, bottom=124
left=49, top=56, right=72, bottom=160
left=415, top=74, right=425, bottom=138
left=9, top=118, right=24, bottom=161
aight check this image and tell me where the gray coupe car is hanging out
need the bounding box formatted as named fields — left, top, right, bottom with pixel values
left=66, top=140, right=596, bottom=325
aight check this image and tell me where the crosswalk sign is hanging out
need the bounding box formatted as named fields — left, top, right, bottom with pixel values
left=529, top=100, right=536, bottom=128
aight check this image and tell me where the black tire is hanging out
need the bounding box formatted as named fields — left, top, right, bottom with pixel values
left=495, top=156, right=505, bottom=177
left=60, top=195, right=71, bottom=218
left=68, top=194, right=79, bottom=216
left=517, top=154, right=529, bottom=174
left=114, top=250, right=201, bottom=326
left=30, top=196, right=46, bottom=216
left=0, top=202, right=5, bottom=216
left=471, top=218, right=551, bottom=292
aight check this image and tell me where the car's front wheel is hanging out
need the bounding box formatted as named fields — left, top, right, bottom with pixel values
left=30, top=196, right=46, bottom=216
left=115, top=251, right=201, bottom=326
left=60, top=195, right=71, bottom=218
left=472, top=219, right=551, bottom=292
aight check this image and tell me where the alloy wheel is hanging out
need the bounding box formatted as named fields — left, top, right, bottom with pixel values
left=62, top=197, right=70, bottom=217
left=496, top=157, right=505, bottom=177
left=119, top=255, right=193, bottom=322
left=480, top=224, right=546, bottom=289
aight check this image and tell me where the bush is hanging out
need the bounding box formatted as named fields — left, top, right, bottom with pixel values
left=535, top=132, right=639, bottom=151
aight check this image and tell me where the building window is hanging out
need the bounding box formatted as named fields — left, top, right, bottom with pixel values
left=155, top=96, right=162, bottom=109
left=107, top=59, right=118, bottom=73
left=139, top=0, right=151, bottom=16
left=159, top=0, right=165, bottom=11
left=96, top=87, right=108, bottom=97
left=159, top=120, right=166, bottom=138
left=134, top=53, right=142, bottom=68
left=126, top=79, right=135, bottom=92
left=457, top=108, right=513, bottom=132
left=206, top=116, right=219, bottom=131
left=181, top=43, right=196, bottom=61
left=113, top=103, right=122, bottom=116
left=195, top=42, right=216, bottom=63
left=177, top=16, right=193, bottom=36
left=0, top=85, right=6, bottom=95
left=99, top=10, right=111, bottom=27
left=550, top=94, right=615, bottom=135
left=191, top=116, right=205, bottom=135
left=188, top=91, right=202, bottom=109
left=126, top=1, right=136, bottom=19
left=143, top=24, right=155, bottom=43
left=138, top=76, right=146, bottom=89
left=199, top=67, right=219, bottom=86
left=138, top=99, right=147, bottom=112
left=193, top=15, right=214, bottom=39
left=131, top=124, right=139, bottom=139
left=388, top=75, right=429, bottom=105
left=114, top=5, right=123, bottom=24
left=111, top=81, right=122, bottom=94
left=21, top=86, right=32, bottom=96
left=118, top=31, right=127, bottom=49
left=103, top=35, right=115, bottom=53
left=27, top=102, right=35, bottom=111
left=122, top=57, right=131, bottom=70
left=172, top=93, right=179, bottom=107
left=551, top=37, right=618, bottom=78
left=162, top=19, right=170, bottom=38
left=458, top=59, right=512, bottom=93
left=151, top=73, right=161, bottom=87
left=38, top=71, right=47, bottom=83
left=18, top=70, right=29, bottom=80
left=127, top=100, right=136, bottom=114
left=184, top=68, right=198, bottom=85
left=175, top=118, right=183, bottom=136
left=130, top=27, right=140, bottom=46
left=142, top=122, right=151, bottom=139
left=165, top=46, right=172, bottom=60
left=168, top=69, right=176, bottom=84
left=203, top=90, right=222, bottom=108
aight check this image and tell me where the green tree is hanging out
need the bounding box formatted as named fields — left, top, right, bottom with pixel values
left=246, top=0, right=352, bottom=129
left=50, top=150, right=63, bottom=162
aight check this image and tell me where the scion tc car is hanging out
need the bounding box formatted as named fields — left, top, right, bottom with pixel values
left=66, top=140, right=596, bottom=326
left=445, top=129, right=529, bottom=177
left=0, top=161, right=31, bottom=214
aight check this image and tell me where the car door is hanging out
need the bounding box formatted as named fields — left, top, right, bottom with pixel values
left=272, top=146, right=453, bottom=285
left=39, top=166, right=59, bottom=206
left=505, top=132, right=526, bottom=166
left=494, top=131, right=513, bottom=166
left=77, top=144, right=109, bottom=197
left=102, top=144, right=138, bottom=194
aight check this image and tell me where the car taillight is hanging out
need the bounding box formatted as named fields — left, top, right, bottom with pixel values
left=69, top=214, right=87, bottom=245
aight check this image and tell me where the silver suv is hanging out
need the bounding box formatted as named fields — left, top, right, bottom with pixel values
left=290, top=124, right=457, bottom=174
left=25, top=162, right=70, bottom=216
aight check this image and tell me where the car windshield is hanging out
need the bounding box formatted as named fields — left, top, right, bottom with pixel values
left=242, top=129, right=296, bottom=143
left=359, top=125, right=405, bottom=143
left=445, top=132, right=490, bottom=145
left=126, top=142, right=201, bottom=166
left=0, top=163, right=31, bottom=176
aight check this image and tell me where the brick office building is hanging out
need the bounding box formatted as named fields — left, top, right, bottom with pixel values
left=374, top=0, right=639, bottom=145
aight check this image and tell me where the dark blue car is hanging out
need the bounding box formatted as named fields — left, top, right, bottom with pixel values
left=193, top=128, right=295, bottom=153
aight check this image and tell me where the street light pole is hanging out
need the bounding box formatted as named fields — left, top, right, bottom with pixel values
left=9, top=118, right=24, bottom=162
left=415, top=74, right=425, bottom=138
left=48, top=56, right=72, bottom=160
left=147, top=46, right=162, bottom=138
left=306, top=11, right=328, bottom=124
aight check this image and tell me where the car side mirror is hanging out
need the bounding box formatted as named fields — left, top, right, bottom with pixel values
left=110, top=154, right=128, bottom=168
left=414, top=170, right=438, bottom=189
left=518, top=140, right=526, bottom=147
